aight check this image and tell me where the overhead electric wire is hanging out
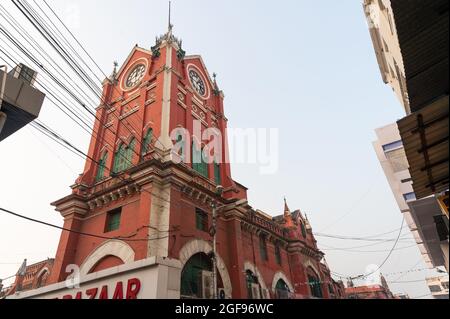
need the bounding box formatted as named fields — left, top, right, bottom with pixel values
left=30, top=0, right=173, bottom=153
left=319, top=183, right=375, bottom=232
left=353, top=218, right=406, bottom=280
left=0, top=26, right=143, bottom=162
left=315, top=233, right=414, bottom=242
left=393, top=258, right=424, bottom=282
left=315, top=226, right=407, bottom=241
left=321, top=243, right=418, bottom=254
left=6, top=0, right=174, bottom=167
left=0, top=207, right=170, bottom=243
left=42, top=0, right=108, bottom=81
left=26, top=118, right=174, bottom=212
left=0, top=26, right=97, bottom=117
left=11, top=0, right=102, bottom=96
left=10, top=0, right=147, bottom=138
left=0, top=42, right=94, bottom=133
left=30, top=122, right=86, bottom=160
left=0, top=3, right=100, bottom=107
left=31, top=0, right=105, bottom=85
left=389, top=279, right=426, bottom=284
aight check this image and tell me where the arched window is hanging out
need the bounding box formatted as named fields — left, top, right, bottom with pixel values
left=275, top=279, right=290, bottom=299
left=307, top=268, right=323, bottom=299
left=259, top=235, right=268, bottom=262
left=275, top=244, right=282, bottom=265
left=35, top=270, right=49, bottom=289
left=113, top=144, right=126, bottom=174
left=141, top=129, right=153, bottom=157
left=214, top=161, right=221, bottom=185
left=175, top=132, right=185, bottom=160
left=95, top=152, right=108, bottom=182
left=246, top=270, right=261, bottom=299
left=192, top=142, right=208, bottom=178
left=113, top=139, right=136, bottom=174
left=180, top=253, right=224, bottom=299
left=127, top=138, right=136, bottom=163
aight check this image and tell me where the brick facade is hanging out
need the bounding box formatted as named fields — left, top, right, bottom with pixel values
left=8, top=28, right=344, bottom=299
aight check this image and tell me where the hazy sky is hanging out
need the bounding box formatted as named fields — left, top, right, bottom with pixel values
left=0, top=0, right=441, bottom=298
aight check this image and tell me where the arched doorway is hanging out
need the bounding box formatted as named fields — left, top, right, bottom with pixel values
left=274, top=279, right=291, bottom=299
left=246, top=270, right=262, bottom=299
left=180, top=253, right=224, bottom=299
left=307, top=267, right=323, bottom=299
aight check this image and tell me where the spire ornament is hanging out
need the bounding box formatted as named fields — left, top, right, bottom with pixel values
left=284, top=198, right=294, bottom=228
left=153, top=1, right=183, bottom=53
left=212, top=72, right=220, bottom=96
left=109, top=61, right=119, bottom=83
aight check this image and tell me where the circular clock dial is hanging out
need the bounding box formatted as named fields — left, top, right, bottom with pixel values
left=189, top=70, right=206, bottom=96
left=125, top=64, right=146, bottom=89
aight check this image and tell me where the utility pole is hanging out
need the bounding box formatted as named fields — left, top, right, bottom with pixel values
left=211, top=201, right=218, bottom=300
left=210, top=185, right=248, bottom=299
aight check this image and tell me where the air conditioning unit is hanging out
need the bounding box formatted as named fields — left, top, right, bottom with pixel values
left=251, top=283, right=261, bottom=299
left=201, top=271, right=214, bottom=299
left=9, top=63, right=38, bottom=86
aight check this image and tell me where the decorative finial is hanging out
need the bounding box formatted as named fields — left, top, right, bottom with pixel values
left=111, top=61, right=119, bottom=80
left=212, top=72, right=220, bottom=96
left=284, top=198, right=294, bottom=228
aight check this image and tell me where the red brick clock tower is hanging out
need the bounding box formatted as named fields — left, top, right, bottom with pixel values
left=43, top=26, right=342, bottom=300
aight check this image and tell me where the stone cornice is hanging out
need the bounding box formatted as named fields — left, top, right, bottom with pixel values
left=51, top=195, right=89, bottom=218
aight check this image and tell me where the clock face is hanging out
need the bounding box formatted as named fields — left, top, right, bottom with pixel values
left=189, top=69, right=206, bottom=97
left=125, top=64, right=146, bottom=89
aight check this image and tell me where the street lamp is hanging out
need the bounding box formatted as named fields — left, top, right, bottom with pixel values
left=210, top=185, right=248, bottom=299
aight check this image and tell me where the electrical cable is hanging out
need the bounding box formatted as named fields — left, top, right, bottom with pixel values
left=352, top=218, right=406, bottom=281
left=0, top=207, right=171, bottom=243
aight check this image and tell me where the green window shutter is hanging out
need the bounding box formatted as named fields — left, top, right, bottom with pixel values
left=259, top=236, right=268, bottom=261
left=96, top=152, right=108, bottom=182
left=192, top=143, right=209, bottom=178
left=192, top=142, right=201, bottom=174
left=114, top=139, right=136, bottom=174
left=195, top=209, right=208, bottom=232
left=142, top=129, right=153, bottom=156
left=275, top=245, right=282, bottom=265
left=214, top=162, right=221, bottom=185
left=176, top=133, right=185, bottom=160
left=106, top=209, right=122, bottom=232
left=113, top=144, right=125, bottom=174
left=126, top=139, right=136, bottom=169
left=200, top=151, right=209, bottom=178
left=308, top=276, right=323, bottom=298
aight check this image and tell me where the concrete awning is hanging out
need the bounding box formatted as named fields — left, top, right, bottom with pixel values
left=397, top=96, right=449, bottom=200
left=0, top=69, right=45, bottom=142
left=408, top=197, right=447, bottom=269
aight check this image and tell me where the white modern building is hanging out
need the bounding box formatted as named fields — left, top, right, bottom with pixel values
left=426, top=275, right=449, bottom=300
left=373, top=123, right=448, bottom=270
